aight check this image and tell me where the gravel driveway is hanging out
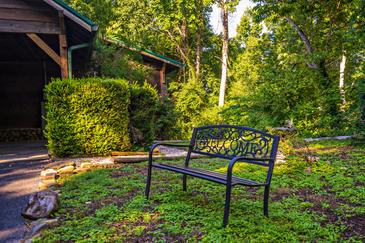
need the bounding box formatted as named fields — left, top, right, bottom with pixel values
left=0, top=142, right=49, bottom=243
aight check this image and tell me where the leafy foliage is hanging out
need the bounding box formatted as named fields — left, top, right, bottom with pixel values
left=154, top=97, right=180, bottom=140
left=129, top=82, right=159, bottom=146
left=65, top=0, right=364, bottom=138
left=224, top=1, right=364, bottom=136
left=89, top=40, right=153, bottom=83
left=45, top=78, right=131, bottom=157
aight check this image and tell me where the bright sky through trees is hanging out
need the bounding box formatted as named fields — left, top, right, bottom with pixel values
left=210, top=0, right=254, bottom=37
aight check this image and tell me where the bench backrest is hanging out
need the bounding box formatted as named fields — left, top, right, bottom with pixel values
left=190, top=125, right=280, bottom=166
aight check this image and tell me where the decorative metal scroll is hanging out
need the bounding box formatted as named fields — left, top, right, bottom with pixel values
left=192, top=126, right=274, bottom=159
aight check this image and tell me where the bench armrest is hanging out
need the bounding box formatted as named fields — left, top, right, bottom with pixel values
left=148, top=143, right=191, bottom=163
left=226, top=156, right=273, bottom=185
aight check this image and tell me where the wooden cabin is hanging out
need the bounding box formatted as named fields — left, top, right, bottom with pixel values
left=0, top=0, right=97, bottom=139
left=0, top=0, right=182, bottom=142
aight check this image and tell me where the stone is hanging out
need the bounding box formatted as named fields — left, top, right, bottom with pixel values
left=38, top=179, right=57, bottom=190
left=22, top=218, right=59, bottom=243
left=74, top=167, right=90, bottom=174
left=93, top=160, right=115, bottom=168
left=21, top=190, right=59, bottom=220
left=40, top=169, right=57, bottom=180
left=275, top=151, right=286, bottom=164
left=80, top=162, right=92, bottom=169
left=306, top=155, right=320, bottom=163
left=305, top=167, right=312, bottom=175
left=43, top=161, right=76, bottom=170
left=41, top=178, right=57, bottom=185
left=38, top=182, right=49, bottom=190
left=57, top=165, right=75, bottom=175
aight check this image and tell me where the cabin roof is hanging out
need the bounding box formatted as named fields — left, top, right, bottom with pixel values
left=104, top=37, right=184, bottom=73
left=44, top=0, right=98, bottom=32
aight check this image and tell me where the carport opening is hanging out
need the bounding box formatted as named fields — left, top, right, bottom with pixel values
left=0, top=33, right=60, bottom=142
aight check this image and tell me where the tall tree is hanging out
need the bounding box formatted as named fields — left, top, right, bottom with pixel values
left=218, top=0, right=238, bottom=107
left=218, top=0, right=229, bottom=106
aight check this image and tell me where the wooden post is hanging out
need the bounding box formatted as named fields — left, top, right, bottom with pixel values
left=58, top=11, right=68, bottom=79
left=160, top=63, right=167, bottom=97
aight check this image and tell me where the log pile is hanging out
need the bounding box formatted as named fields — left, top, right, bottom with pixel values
left=0, top=128, right=44, bottom=142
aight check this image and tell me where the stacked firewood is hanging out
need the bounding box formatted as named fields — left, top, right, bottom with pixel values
left=0, top=128, right=44, bottom=142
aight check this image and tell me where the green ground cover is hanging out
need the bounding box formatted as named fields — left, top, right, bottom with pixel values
left=35, top=140, right=365, bottom=242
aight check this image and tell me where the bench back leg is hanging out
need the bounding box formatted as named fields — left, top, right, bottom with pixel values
left=183, top=175, right=187, bottom=191
left=264, top=185, right=270, bottom=216
left=223, top=184, right=232, bottom=227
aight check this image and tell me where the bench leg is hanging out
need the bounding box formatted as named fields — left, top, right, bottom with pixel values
left=183, top=175, right=187, bottom=191
left=145, top=164, right=152, bottom=199
left=223, top=184, right=232, bottom=227
left=264, top=185, right=270, bottom=217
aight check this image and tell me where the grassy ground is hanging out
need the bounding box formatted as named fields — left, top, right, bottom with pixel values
left=35, top=139, right=365, bottom=242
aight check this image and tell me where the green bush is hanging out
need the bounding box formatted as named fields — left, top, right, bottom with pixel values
left=93, top=40, right=153, bottom=83
left=129, top=82, right=159, bottom=146
left=45, top=78, right=131, bottom=157
left=154, top=97, right=180, bottom=140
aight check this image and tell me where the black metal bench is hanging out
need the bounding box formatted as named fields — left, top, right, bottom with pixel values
left=145, top=125, right=280, bottom=226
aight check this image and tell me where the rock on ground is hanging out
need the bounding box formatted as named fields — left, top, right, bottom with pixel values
left=21, top=190, right=59, bottom=220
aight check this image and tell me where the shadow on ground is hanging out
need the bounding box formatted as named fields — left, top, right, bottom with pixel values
left=0, top=141, right=49, bottom=242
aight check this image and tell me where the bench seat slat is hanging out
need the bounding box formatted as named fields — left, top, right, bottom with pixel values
left=152, top=163, right=266, bottom=187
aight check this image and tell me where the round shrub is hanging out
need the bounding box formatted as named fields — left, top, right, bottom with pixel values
left=45, top=78, right=131, bottom=157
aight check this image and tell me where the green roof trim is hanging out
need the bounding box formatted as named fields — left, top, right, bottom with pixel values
left=143, top=49, right=184, bottom=68
left=51, top=0, right=98, bottom=31
left=106, top=36, right=184, bottom=68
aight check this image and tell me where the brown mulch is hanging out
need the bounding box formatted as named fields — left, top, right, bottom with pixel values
left=296, top=188, right=343, bottom=225
left=342, top=215, right=365, bottom=240
left=271, top=187, right=293, bottom=202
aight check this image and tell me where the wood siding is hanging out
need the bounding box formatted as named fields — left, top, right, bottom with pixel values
left=0, top=0, right=60, bottom=34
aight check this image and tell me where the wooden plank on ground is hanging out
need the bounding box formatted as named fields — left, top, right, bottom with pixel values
left=111, top=151, right=161, bottom=156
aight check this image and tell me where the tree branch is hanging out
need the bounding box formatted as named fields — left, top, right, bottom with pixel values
left=285, top=16, right=318, bottom=69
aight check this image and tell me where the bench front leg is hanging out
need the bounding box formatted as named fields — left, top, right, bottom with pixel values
left=146, top=143, right=191, bottom=198
left=223, top=157, right=238, bottom=227
left=223, top=182, right=232, bottom=227
left=145, top=155, right=152, bottom=199
left=145, top=143, right=160, bottom=199
left=145, top=161, right=152, bottom=199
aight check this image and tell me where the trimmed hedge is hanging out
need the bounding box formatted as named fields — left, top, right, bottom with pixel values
left=45, top=78, right=131, bottom=157
left=129, top=82, right=159, bottom=146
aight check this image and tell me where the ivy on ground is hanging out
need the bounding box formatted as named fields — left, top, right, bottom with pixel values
left=35, top=140, right=365, bottom=242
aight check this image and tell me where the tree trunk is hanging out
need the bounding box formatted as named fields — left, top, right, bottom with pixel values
left=195, top=31, right=202, bottom=82
left=285, top=16, right=317, bottom=69
left=339, top=52, right=346, bottom=111
left=195, top=0, right=204, bottom=82
left=219, top=0, right=229, bottom=107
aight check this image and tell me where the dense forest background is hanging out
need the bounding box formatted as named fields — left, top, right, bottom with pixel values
left=66, top=0, right=364, bottom=139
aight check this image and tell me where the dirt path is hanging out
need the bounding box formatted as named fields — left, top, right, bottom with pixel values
left=0, top=142, right=49, bottom=243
